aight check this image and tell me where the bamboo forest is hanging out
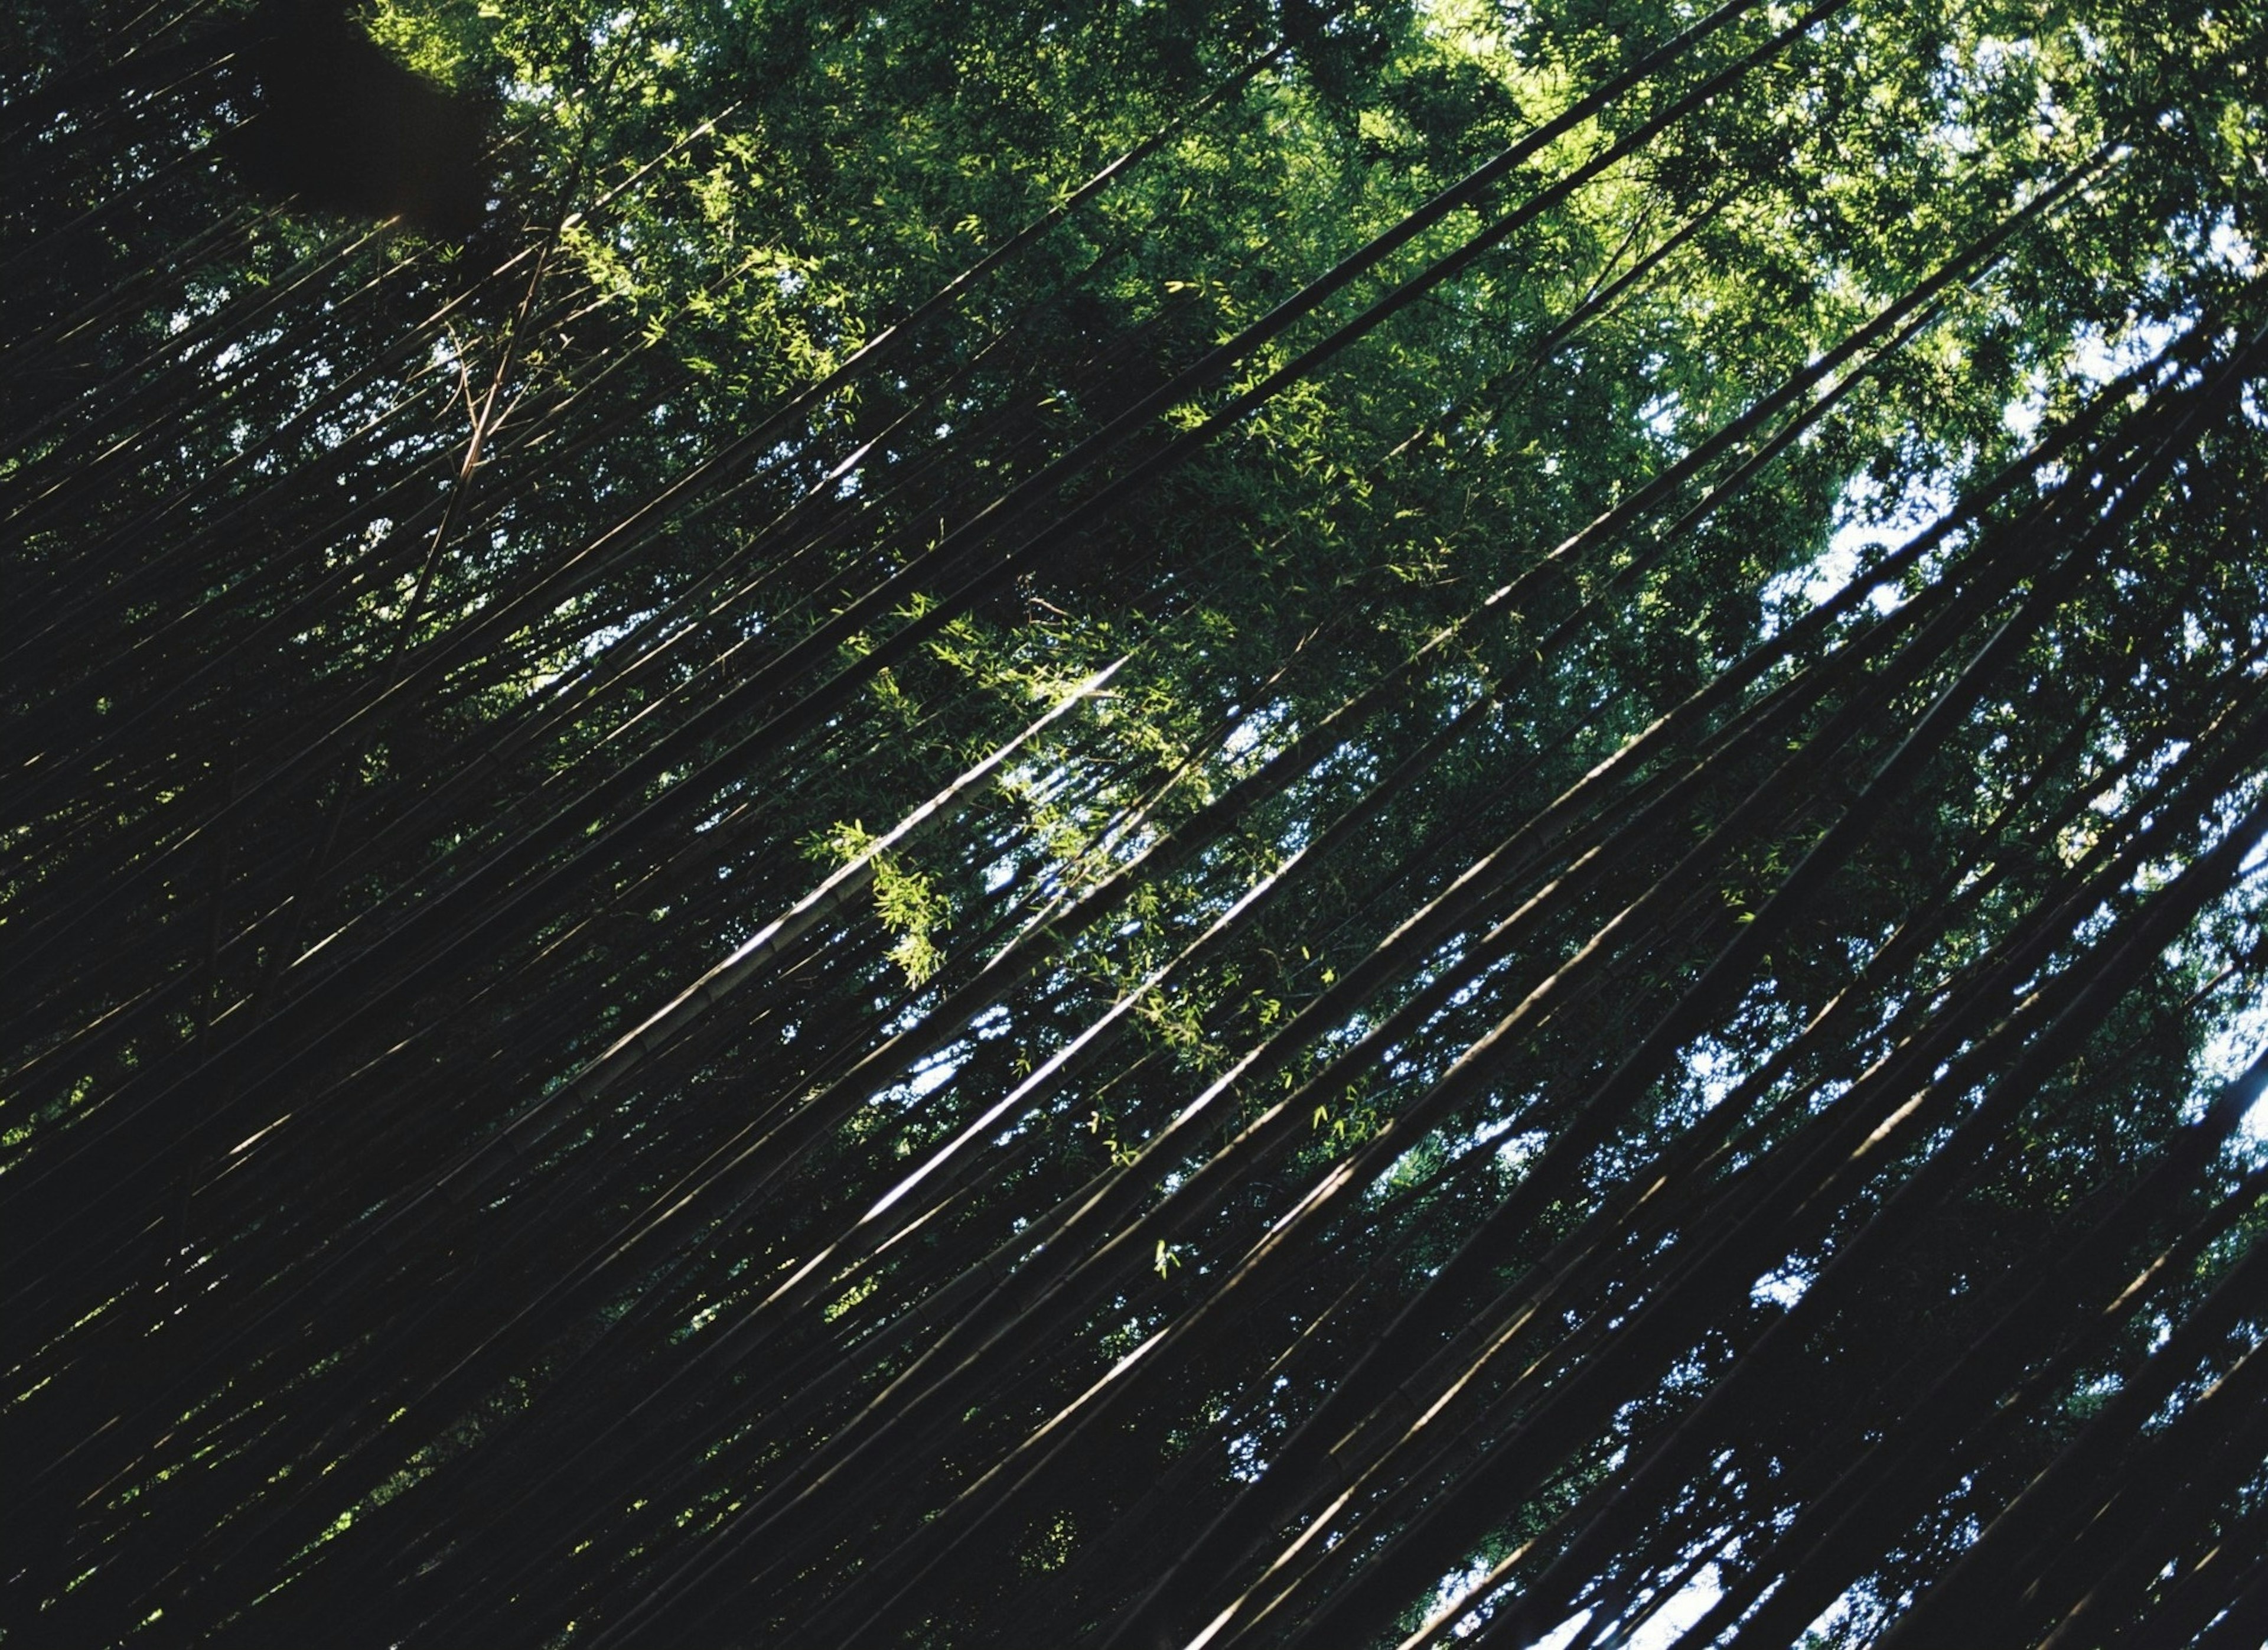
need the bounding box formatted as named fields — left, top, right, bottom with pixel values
left=6, top=0, right=2268, bottom=1644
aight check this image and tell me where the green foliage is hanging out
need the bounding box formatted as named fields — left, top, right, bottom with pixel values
left=809, top=817, right=953, bottom=985
left=5, top=0, right=2267, bottom=1646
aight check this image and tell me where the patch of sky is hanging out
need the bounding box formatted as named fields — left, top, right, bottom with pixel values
left=1751, top=1260, right=1813, bottom=1311
left=1761, top=468, right=1947, bottom=636
left=1226, top=1428, right=1267, bottom=1483
left=1455, top=1112, right=1520, bottom=1156
left=2142, top=1351, right=2225, bottom=1431
left=1320, top=736, right=1381, bottom=789
left=2005, top=314, right=2188, bottom=448
left=1418, top=1553, right=1511, bottom=1641
left=1319, top=1008, right=1375, bottom=1053
left=2126, top=735, right=2192, bottom=809
left=1442, top=961, right=1499, bottom=1015
left=2077, top=314, right=2187, bottom=386
left=1521, top=1607, right=1596, bottom=1646
left=2241, top=822, right=2268, bottom=879
left=2146, top=1311, right=2175, bottom=1357
left=1223, top=701, right=1293, bottom=764
left=869, top=1044, right=966, bottom=1112
left=1679, top=1036, right=1748, bottom=1114
left=1259, top=799, right=1317, bottom=861
left=1617, top=1562, right=1729, bottom=1649
left=2202, top=982, right=2268, bottom=1157
left=1638, top=390, right=1683, bottom=443
left=1435, top=666, right=1494, bottom=722
left=1002, top=755, right=1079, bottom=811
left=1794, top=1583, right=1874, bottom=1650
left=1801, top=1073, right=1853, bottom=1121
left=2204, top=210, right=2258, bottom=278
left=1498, top=1128, right=1547, bottom=1175
left=523, top=606, right=657, bottom=696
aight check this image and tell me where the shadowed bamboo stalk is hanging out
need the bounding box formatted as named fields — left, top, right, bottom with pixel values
left=8, top=4, right=2268, bottom=1647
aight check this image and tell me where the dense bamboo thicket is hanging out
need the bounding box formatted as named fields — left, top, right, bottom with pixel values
left=5, top=2, right=2267, bottom=1646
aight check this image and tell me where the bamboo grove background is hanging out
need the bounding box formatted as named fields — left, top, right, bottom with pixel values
left=6, top=0, right=2268, bottom=1645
